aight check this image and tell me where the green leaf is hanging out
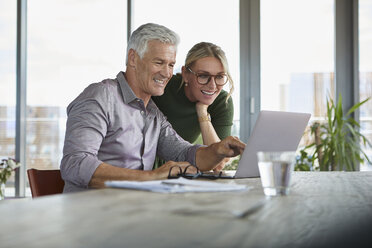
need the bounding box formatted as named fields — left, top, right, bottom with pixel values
left=305, top=96, right=370, bottom=171
left=346, top=97, right=370, bottom=116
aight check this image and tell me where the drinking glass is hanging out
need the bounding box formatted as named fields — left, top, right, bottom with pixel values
left=257, top=151, right=296, bottom=196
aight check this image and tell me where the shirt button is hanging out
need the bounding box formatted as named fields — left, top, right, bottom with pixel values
left=140, top=110, right=145, bottom=115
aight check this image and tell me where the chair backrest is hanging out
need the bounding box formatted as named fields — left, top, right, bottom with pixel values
left=27, top=168, right=65, bottom=198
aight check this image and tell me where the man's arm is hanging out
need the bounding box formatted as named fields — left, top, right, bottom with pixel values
left=89, top=136, right=244, bottom=188
left=195, top=136, right=245, bottom=171
left=89, top=161, right=196, bottom=188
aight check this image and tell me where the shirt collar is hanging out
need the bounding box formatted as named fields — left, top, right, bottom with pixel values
left=146, top=98, right=158, bottom=113
left=117, top=71, right=137, bottom=104
left=116, top=71, right=158, bottom=113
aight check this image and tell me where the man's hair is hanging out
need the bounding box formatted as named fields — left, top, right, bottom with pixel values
left=126, top=23, right=180, bottom=64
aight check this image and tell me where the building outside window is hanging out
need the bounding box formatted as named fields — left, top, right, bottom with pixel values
left=0, top=0, right=17, bottom=196
left=260, top=0, right=335, bottom=147
left=2, top=0, right=372, bottom=196
left=0, top=0, right=126, bottom=197
left=359, top=0, right=372, bottom=171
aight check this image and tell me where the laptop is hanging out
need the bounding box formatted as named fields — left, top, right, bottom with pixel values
left=221, top=110, right=311, bottom=179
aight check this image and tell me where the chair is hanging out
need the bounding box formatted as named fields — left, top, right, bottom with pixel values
left=27, top=168, right=65, bottom=198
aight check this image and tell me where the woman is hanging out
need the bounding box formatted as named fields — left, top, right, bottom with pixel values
left=152, top=42, right=234, bottom=171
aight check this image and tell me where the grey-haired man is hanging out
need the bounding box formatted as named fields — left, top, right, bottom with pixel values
left=60, top=23, right=245, bottom=192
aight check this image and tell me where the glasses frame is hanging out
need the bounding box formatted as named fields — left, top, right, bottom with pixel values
left=168, top=165, right=201, bottom=179
left=167, top=165, right=230, bottom=180
left=187, top=67, right=228, bottom=86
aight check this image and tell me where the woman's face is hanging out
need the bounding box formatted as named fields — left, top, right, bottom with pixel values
left=183, top=57, right=226, bottom=105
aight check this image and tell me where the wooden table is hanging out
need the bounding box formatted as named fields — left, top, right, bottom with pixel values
left=1, top=172, right=372, bottom=248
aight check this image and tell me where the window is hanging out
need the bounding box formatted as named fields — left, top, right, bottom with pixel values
left=132, top=0, right=240, bottom=136
left=0, top=0, right=17, bottom=197
left=359, top=0, right=372, bottom=171
left=261, top=0, right=334, bottom=147
left=27, top=0, right=127, bottom=171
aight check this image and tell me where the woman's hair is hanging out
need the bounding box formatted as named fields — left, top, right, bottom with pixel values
left=126, top=23, right=180, bottom=64
left=183, top=42, right=234, bottom=102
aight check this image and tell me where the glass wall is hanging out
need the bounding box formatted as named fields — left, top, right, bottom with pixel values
left=0, top=0, right=17, bottom=197
left=359, top=0, right=372, bottom=171
left=132, top=0, right=240, bottom=137
left=27, top=0, right=127, bottom=172
left=5, top=1, right=372, bottom=195
left=260, top=0, right=334, bottom=147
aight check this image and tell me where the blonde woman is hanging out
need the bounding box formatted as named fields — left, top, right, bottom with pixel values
left=153, top=42, right=234, bottom=171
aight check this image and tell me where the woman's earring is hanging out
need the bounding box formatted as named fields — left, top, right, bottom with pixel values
left=184, top=82, right=188, bottom=86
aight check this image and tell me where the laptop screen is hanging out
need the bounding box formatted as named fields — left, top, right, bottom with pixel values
left=235, top=110, right=311, bottom=178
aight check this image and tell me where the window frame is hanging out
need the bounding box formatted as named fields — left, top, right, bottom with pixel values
left=14, top=0, right=362, bottom=195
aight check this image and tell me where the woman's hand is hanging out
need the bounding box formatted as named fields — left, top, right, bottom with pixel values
left=195, top=102, right=209, bottom=117
left=195, top=102, right=221, bottom=146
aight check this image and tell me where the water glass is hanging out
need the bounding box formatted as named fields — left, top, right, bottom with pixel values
left=257, top=151, right=296, bottom=196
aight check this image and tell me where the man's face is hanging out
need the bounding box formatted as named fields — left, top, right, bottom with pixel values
left=133, top=40, right=176, bottom=99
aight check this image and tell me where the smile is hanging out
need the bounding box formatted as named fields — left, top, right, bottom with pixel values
left=201, top=90, right=216, bottom=96
left=154, top=78, right=166, bottom=85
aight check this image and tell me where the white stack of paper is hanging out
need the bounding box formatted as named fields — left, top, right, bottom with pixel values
left=105, top=177, right=249, bottom=193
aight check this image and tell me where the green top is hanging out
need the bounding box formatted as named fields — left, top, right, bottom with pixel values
left=152, top=74, right=234, bottom=144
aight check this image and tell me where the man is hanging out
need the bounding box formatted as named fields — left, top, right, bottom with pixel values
left=60, top=23, right=245, bottom=192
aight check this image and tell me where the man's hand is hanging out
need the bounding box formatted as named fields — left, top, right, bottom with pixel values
left=152, top=161, right=198, bottom=179
left=196, top=136, right=246, bottom=172
left=213, top=158, right=231, bottom=172
left=213, top=136, right=245, bottom=158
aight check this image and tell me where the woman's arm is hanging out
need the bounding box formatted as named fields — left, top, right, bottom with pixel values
left=196, top=102, right=231, bottom=171
left=196, top=102, right=221, bottom=145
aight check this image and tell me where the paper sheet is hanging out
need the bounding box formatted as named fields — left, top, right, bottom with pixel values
left=105, top=177, right=249, bottom=193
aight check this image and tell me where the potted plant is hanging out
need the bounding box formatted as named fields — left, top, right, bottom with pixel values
left=295, top=96, right=372, bottom=171
left=0, top=158, right=20, bottom=200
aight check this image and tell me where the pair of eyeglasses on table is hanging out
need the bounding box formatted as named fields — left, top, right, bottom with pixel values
left=167, top=165, right=233, bottom=180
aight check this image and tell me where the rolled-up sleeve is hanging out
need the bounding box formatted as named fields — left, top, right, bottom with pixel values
left=60, top=85, right=109, bottom=189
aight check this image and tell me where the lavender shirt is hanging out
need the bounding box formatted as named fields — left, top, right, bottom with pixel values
left=60, top=72, right=201, bottom=192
